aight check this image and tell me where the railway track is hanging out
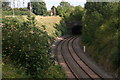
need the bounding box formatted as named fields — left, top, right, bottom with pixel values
left=55, top=36, right=113, bottom=80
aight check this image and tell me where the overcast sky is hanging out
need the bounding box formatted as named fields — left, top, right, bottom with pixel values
left=10, top=0, right=86, bottom=10
left=45, top=0, right=86, bottom=10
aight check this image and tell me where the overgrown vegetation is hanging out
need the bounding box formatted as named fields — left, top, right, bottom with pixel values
left=2, top=1, right=66, bottom=78
left=28, top=2, right=47, bottom=15
left=2, top=58, right=30, bottom=78
left=2, top=2, right=11, bottom=11
left=2, top=15, right=66, bottom=78
left=82, top=2, right=120, bottom=76
left=2, top=15, right=50, bottom=78
left=2, top=2, right=29, bottom=16
left=2, top=1, right=119, bottom=78
left=55, top=1, right=84, bottom=35
left=2, top=8, right=29, bottom=16
left=56, top=1, right=73, bottom=17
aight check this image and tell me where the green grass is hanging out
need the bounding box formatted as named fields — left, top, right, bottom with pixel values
left=2, top=58, right=66, bottom=78
left=2, top=10, right=29, bottom=16
left=2, top=58, right=29, bottom=78
left=46, top=65, right=67, bottom=78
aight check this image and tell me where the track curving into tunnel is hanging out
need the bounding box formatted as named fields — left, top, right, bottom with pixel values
left=55, top=36, right=113, bottom=80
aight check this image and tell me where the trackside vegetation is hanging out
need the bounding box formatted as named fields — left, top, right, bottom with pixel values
left=2, top=15, right=66, bottom=78
left=2, top=1, right=120, bottom=78
left=55, top=1, right=84, bottom=35
left=82, top=2, right=120, bottom=76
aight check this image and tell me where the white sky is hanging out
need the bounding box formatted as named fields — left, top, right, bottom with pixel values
left=9, top=0, right=86, bottom=10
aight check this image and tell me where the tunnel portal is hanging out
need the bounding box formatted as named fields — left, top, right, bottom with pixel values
left=72, top=25, right=82, bottom=35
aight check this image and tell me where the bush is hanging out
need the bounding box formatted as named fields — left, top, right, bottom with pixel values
left=82, top=2, right=120, bottom=74
left=2, top=16, right=51, bottom=78
left=2, top=8, right=30, bottom=16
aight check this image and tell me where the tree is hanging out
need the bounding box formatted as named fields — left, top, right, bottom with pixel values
left=2, top=2, right=11, bottom=10
left=28, top=2, right=47, bottom=15
left=2, top=15, right=51, bottom=78
left=56, top=1, right=73, bottom=17
left=85, top=2, right=113, bottom=19
left=70, top=6, right=84, bottom=21
left=82, top=2, right=120, bottom=76
left=60, top=1, right=71, bottom=7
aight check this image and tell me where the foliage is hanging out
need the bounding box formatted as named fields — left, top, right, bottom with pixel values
left=56, top=1, right=84, bottom=35
left=55, top=20, right=68, bottom=36
left=28, top=2, right=47, bottom=15
left=2, top=2, right=29, bottom=16
left=2, top=15, right=66, bottom=78
left=69, top=6, right=84, bottom=21
left=82, top=2, right=120, bottom=74
left=2, top=8, right=30, bottom=16
left=2, top=58, right=29, bottom=78
left=56, top=1, right=73, bottom=17
left=2, top=2, right=11, bottom=10
left=2, top=16, right=51, bottom=78
left=82, top=11, right=104, bottom=44
left=84, top=2, right=116, bottom=19
left=46, top=65, right=66, bottom=78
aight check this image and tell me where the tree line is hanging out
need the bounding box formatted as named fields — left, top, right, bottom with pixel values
left=82, top=2, right=120, bottom=76
left=2, top=1, right=74, bottom=16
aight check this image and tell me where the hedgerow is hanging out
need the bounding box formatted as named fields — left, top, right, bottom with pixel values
left=2, top=16, right=51, bottom=78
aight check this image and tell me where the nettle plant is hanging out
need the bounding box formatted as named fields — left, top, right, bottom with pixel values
left=2, top=16, right=52, bottom=78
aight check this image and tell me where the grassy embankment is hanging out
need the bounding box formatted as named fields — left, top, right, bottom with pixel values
left=35, top=16, right=61, bottom=37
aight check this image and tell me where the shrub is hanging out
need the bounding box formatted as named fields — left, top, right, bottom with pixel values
left=82, top=2, right=120, bottom=73
left=2, top=16, right=51, bottom=78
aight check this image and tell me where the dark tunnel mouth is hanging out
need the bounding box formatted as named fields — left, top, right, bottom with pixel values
left=72, top=25, right=82, bottom=35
